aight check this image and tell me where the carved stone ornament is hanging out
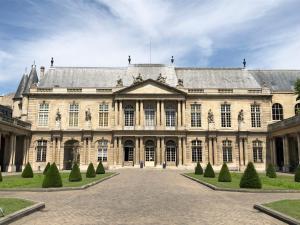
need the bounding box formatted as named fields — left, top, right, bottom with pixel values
left=116, top=78, right=123, bottom=87
left=208, top=109, right=214, bottom=123
left=177, top=78, right=184, bottom=87
left=157, top=73, right=166, bottom=83
left=238, top=109, right=244, bottom=122
left=133, top=73, right=143, bottom=84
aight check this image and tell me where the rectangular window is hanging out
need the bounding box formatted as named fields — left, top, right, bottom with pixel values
left=251, top=104, right=261, bottom=127
left=97, top=140, right=108, bottom=162
left=192, top=140, right=202, bottom=162
left=69, top=103, right=79, bottom=127
left=221, top=104, right=231, bottom=127
left=99, top=104, right=109, bottom=126
left=253, top=141, right=263, bottom=163
left=38, top=103, right=49, bottom=126
left=222, top=140, right=232, bottom=163
left=191, top=104, right=201, bottom=127
left=124, top=106, right=134, bottom=127
left=166, top=109, right=176, bottom=127
left=37, top=140, right=47, bottom=162
left=145, top=107, right=155, bottom=126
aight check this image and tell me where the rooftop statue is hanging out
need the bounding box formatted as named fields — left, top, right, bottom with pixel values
left=116, top=78, right=123, bottom=87
left=133, top=73, right=143, bottom=84
left=177, top=78, right=184, bottom=87
left=157, top=73, right=166, bottom=83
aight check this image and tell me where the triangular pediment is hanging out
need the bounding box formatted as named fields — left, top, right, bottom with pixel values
left=115, top=79, right=185, bottom=95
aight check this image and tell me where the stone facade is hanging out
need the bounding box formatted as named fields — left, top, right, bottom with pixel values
left=2, top=63, right=300, bottom=172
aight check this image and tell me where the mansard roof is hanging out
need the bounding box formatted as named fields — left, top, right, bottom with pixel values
left=30, top=64, right=300, bottom=92
left=24, top=65, right=39, bottom=94
left=14, top=74, right=28, bottom=99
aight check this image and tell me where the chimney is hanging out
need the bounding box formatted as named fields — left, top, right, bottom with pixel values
left=40, top=66, right=45, bottom=78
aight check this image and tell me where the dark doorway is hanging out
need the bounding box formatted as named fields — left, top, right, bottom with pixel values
left=0, top=136, right=5, bottom=172
left=275, top=137, right=284, bottom=171
left=124, top=140, right=134, bottom=162
left=64, top=140, right=80, bottom=170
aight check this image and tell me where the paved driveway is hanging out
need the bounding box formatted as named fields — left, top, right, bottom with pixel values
left=2, top=169, right=300, bottom=225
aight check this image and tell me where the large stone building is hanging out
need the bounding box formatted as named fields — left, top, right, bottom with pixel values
left=1, top=62, right=300, bottom=172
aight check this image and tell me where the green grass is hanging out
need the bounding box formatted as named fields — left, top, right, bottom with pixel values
left=186, top=172, right=300, bottom=190
left=0, top=198, right=34, bottom=216
left=263, top=200, right=300, bottom=220
left=0, top=172, right=114, bottom=189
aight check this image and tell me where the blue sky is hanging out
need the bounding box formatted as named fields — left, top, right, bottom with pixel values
left=1, top=0, right=300, bottom=94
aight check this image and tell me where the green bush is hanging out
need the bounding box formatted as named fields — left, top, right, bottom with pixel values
left=96, top=161, right=105, bottom=174
left=42, top=163, right=62, bottom=188
left=266, top=164, right=277, bottom=178
left=240, top=162, right=262, bottom=189
left=21, top=163, right=34, bottom=178
left=43, top=162, right=50, bottom=175
left=295, top=165, right=300, bottom=182
left=194, top=162, right=203, bottom=175
left=218, top=163, right=231, bottom=182
left=86, top=163, right=96, bottom=178
left=69, top=163, right=82, bottom=182
left=204, top=162, right=215, bottom=178
left=0, top=170, right=2, bottom=182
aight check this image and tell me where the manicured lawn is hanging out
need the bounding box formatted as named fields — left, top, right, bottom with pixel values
left=186, top=173, right=300, bottom=190
left=0, top=198, right=34, bottom=216
left=263, top=200, right=300, bottom=220
left=0, top=172, right=114, bottom=189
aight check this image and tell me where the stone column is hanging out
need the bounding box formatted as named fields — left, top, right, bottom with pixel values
left=297, top=133, right=300, bottom=165
left=114, top=101, right=118, bottom=126
left=57, top=138, right=62, bottom=169
left=182, top=101, right=186, bottom=127
left=156, top=138, right=161, bottom=165
left=213, top=137, right=218, bottom=165
left=156, top=101, right=160, bottom=127
left=135, top=137, right=140, bottom=165
left=177, top=101, right=181, bottom=127
left=119, top=101, right=123, bottom=127
left=7, top=134, right=16, bottom=172
left=140, top=138, right=144, bottom=162
left=140, top=101, right=144, bottom=127
left=283, top=135, right=290, bottom=172
left=161, top=137, right=165, bottom=164
left=208, top=138, right=213, bottom=164
left=161, top=101, right=165, bottom=127
left=271, top=138, right=277, bottom=166
left=22, top=137, right=28, bottom=167
left=178, top=137, right=182, bottom=166
left=136, top=101, right=139, bottom=126
left=88, top=138, right=91, bottom=164
left=113, top=137, right=117, bottom=165
left=238, top=138, right=244, bottom=167
left=118, top=138, right=123, bottom=166
left=182, top=137, right=186, bottom=165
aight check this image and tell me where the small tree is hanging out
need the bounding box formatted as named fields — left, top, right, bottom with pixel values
left=86, top=163, right=96, bottom=178
left=43, top=162, right=50, bottom=175
left=295, top=165, right=300, bottom=182
left=195, top=162, right=203, bottom=175
left=240, top=162, right=262, bottom=189
left=0, top=170, right=2, bottom=182
left=218, top=163, right=231, bottom=182
left=21, top=162, right=34, bottom=178
left=96, top=161, right=105, bottom=174
left=266, top=164, right=277, bottom=178
left=294, top=79, right=300, bottom=101
left=204, top=162, right=215, bottom=178
left=69, top=163, right=82, bottom=182
left=42, top=163, right=62, bottom=188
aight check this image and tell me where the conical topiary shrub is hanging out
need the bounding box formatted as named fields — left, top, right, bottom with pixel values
left=295, top=165, right=300, bottom=182
left=218, top=163, right=231, bottom=182
left=0, top=170, right=2, bottom=182
left=240, top=162, right=262, bottom=189
left=86, top=163, right=96, bottom=178
left=42, top=163, right=62, bottom=188
left=96, top=161, right=105, bottom=174
left=43, top=162, right=50, bottom=175
left=69, top=163, right=82, bottom=182
left=266, top=164, right=277, bottom=178
left=204, top=162, right=215, bottom=178
left=195, top=162, right=203, bottom=175
left=21, top=162, right=34, bottom=178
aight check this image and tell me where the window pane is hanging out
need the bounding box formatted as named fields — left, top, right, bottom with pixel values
left=191, top=104, right=201, bottom=127
left=251, top=105, right=261, bottom=127
left=37, top=140, right=47, bottom=162
left=69, top=103, right=79, bottom=127
left=38, top=103, right=49, bottom=126
left=221, top=104, right=231, bottom=127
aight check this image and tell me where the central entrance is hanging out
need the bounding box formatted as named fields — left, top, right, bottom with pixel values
left=145, top=140, right=155, bottom=167
left=166, top=140, right=176, bottom=166
left=64, top=140, right=80, bottom=170
left=124, top=140, right=134, bottom=166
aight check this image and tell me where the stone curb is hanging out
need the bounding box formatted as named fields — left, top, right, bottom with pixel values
left=0, top=173, right=119, bottom=192
left=182, top=174, right=300, bottom=193
left=254, top=204, right=300, bottom=225
left=0, top=201, right=45, bottom=225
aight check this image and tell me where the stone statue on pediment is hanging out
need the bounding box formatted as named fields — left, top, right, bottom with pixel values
left=208, top=109, right=214, bottom=123
left=177, top=78, right=184, bottom=87
left=157, top=73, right=166, bottom=83
left=238, top=109, right=244, bottom=123
left=116, top=78, right=123, bottom=87
left=133, top=73, right=143, bottom=84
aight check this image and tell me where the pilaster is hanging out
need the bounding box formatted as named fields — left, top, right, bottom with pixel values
left=178, top=137, right=182, bottom=166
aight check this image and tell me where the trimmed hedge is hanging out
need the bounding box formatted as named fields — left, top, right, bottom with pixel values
left=266, top=164, right=277, bottom=178
left=96, top=161, right=105, bottom=174
left=69, top=163, right=82, bottom=182
left=42, top=163, right=63, bottom=188
left=43, top=162, right=50, bottom=175
left=240, top=162, right=262, bottom=189
left=195, top=162, right=203, bottom=175
left=295, top=165, right=300, bottom=182
left=0, top=170, right=2, bottom=182
left=218, top=163, right=231, bottom=182
left=21, top=163, right=34, bottom=178
left=204, top=162, right=215, bottom=178
left=86, top=163, right=96, bottom=178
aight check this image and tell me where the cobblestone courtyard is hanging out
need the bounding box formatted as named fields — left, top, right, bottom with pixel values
left=2, top=169, right=300, bottom=225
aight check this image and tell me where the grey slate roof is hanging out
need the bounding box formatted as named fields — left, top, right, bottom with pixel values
left=14, top=74, right=28, bottom=99
left=24, top=66, right=39, bottom=93
left=14, top=64, right=300, bottom=93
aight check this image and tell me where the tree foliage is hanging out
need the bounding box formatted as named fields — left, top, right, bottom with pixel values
left=266, top=164, right=277, bottom=178
left=86, top=163, right=96, bottom=178
left=43, top=162, right=50, bottom=175
left=240, top=162, right=262, bottom=189
left=42, top=163, right=63, bottom=188
left=96, top=161, right=105, bottom=174
left=195, top=162, right=203, bottom=175
left=21, top=163, right=34, bottom=178
left=204, top=162, right=215, bottom=178
left=69, top=163, right=82, bottom=182
left=218, top=163, right=231, bottom=182
left=295, top=165, right=300, bottom=182
left=294, top=79, right=300, bottom=101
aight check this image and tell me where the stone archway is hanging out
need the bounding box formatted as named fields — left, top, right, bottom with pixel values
left=64, top=140, right=80, bottom=170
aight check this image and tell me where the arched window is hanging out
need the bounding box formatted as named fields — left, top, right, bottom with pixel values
left=253, top=140, right=263, bottom=163
left=222, top=140, right=232, bottom=163
left=98, top=139, right=108, bottom=162
left=192, top=140, right=202, bottom=162
left=124, top=105, right=134, bottom=126
left=145, top=105, right=155, bottom=126
left=165, top=105, right=176, bottom=127
left=37, top=140, right=47, bottom=162
left=145, top=140, right=155, bottom=162
left=166, top=140, right=176, bottom=162
left=272, top=103, right=283, bottom=120
left=295, top=103, right=300, bottom=115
